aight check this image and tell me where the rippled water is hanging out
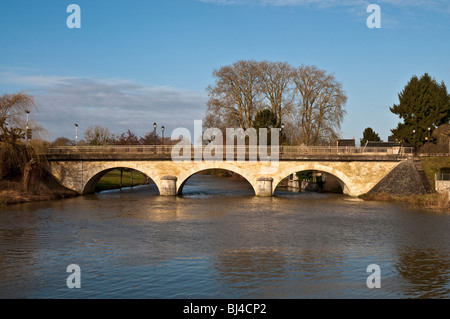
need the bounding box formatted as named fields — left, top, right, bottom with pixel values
left=0, top=175, right=449, bottom=299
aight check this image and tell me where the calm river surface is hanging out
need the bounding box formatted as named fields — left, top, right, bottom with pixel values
left=0, top=175, right=449, bottom=299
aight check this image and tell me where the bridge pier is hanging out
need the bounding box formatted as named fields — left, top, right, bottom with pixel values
left=255, top=177, right=273, bottom=197
left=160, top=175, right=178, bottom=196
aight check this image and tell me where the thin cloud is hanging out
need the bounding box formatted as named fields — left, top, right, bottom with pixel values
left=198, top=0, right=450, bottom=14
left=199, top=0, right=448, bottom=8
left=198, top=0, right=450, bottom=29
left=0, top=72, right=208, bottom=140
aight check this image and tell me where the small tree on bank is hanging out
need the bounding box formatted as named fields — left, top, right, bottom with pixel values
left=360, top=127, right=381, bottom=146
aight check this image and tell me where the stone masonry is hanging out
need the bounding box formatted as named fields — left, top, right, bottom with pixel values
left=49, top=158, right=404, bottom=197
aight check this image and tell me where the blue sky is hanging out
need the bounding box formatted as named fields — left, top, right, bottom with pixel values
left=1, top=0, right=449, bottom=143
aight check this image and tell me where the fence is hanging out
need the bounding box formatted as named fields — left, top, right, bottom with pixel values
left=47, top=145, right=414, bottom=158
left=435, top=173, right=450, bottom=181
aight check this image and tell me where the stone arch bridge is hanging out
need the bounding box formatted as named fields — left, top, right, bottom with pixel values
left=47, top=145, right=414, bottom=197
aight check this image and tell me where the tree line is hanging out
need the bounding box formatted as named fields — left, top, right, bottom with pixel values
left=53, top=126, right=174, bottom=146
left=2, top=69, right=449, bottom=154
left=204, top=61, right=449, bottom=150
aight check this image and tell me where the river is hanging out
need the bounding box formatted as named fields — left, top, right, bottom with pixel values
left=0, top=175, right=449, bottom=299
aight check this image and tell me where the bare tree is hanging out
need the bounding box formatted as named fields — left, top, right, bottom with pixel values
left=206, top=60, right=264, bottom=130
left=84, top=126, right=115, bottom=145
left=256, top=61, right=294, bottom=127
left=204, top=61, right=347, bottom=146
left=116, top=129, right=140, bottom=145
left=292, top=65, right=347, bottom=145
left=0, top=92, right=50, bottom=185
left=0, top=92, right=35, bottom=141
left=52, top=137, right=75, bottom=147
left=140, top=131, right=160, bottom=145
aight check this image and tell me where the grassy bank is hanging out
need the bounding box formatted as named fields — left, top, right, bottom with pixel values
left=0, top=169, right=149, bottom=206
left=360, top=155, right=450, bottom=212
left=95, top=169, right=149, bottom=192
left=420, top=156, right=450, bottom=190
left=0, top=174, right=79, bottom=206
left=361, top=192, right=450, bottom=212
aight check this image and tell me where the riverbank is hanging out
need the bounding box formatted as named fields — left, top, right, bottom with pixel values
left=360, top=192, right=450, bottom=212
left=0, top=174, right=79, bottom=207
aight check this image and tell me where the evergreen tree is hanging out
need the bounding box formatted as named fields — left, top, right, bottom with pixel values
left=360, top=127, right=381, bottom=146
left=253, top=109, right=278, bottom=145
left=390, top=73, right=450, bottom=146
left=253, top=109, right=278, bottom=131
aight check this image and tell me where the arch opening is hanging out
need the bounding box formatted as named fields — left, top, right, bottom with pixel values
left=275, top=170, right=349, bottom=195
left=83, top=167, right=157, bottom=194
left=177, top=169, right=255, bottom=196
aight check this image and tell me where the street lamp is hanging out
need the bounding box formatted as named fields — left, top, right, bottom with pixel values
left=152, top=122, right=158, bottom=150
left=279, top=123, right=285, bottom=156
left=25, top=110, right=30, bottom=143
left=427, top=127, right=431, bottom=156
left=161, top=125, right=165, bottom=151
left=74, top=123, right=78, bottom=146
left=25, top=110, right=30, bottom=129
left=412, top=129, right=416, bottom=155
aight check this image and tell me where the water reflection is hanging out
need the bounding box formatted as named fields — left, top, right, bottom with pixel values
left=214, top=249, right=287, bottom=289
left=395, top=247, right=450, bottom=299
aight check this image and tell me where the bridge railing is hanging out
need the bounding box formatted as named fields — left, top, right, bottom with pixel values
left=279, top=146, right=413, bottom=157
left=48, top=145, right=172, bottom=155
left=435, top=173, right=450, bottom=181
left=47, top=145, right=414, bottom=158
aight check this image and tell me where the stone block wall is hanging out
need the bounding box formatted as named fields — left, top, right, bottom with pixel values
left=436, top=181, right=450, bottom=194
left=368, top=160, right=427, bottom=196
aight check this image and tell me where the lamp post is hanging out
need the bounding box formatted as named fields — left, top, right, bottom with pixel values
left=25, top=110, right=30, bottom=144
left=279, top=123, right=285, bottom=144
left=427, top=127, right=431, bottom=157
left=412, top=129, right=416, bottom=155
left=151, top=122, right=157, bottom=153
left=161, top=125, right=165, bottom=152
left=280, top=123, right=285, bottom=156
left=74, top=124, right=78, bottom=146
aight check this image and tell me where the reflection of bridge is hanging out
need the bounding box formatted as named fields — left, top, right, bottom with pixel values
left=47, top=146, right=414, bottom=197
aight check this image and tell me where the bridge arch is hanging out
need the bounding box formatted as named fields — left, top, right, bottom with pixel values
left=273, top=163, right=356, bottom=196
left=83, top=165, right=160, bottom=195
left=176, top=163, right=257, bottom=195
